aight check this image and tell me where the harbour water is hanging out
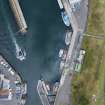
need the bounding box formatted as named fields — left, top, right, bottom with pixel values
left=0, top=0, right=67, bottom=105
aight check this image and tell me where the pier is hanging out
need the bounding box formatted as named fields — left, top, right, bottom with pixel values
left=37, top=80, right=59, bottom=105
left=9, top=0, right=28, bottom=34
left=37, top=80, right=50, bottom=105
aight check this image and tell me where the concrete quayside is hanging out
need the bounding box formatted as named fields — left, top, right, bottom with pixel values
left=37, top=0, right=88, bottom=105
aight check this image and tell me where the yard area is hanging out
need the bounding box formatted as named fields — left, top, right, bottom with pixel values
left=71, top=0, right=105, bottom=105
left=86, top=0, right=105, bottom=35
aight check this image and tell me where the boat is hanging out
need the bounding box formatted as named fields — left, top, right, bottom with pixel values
left=57, top=0, right=63, bottom=9
left=16, top=47, right=26, bottom=61
left=65, top=31, right=72, bottom=45
left=61, top=11, right=70, bottom=27
left=59, top=49, right=64, bottom=58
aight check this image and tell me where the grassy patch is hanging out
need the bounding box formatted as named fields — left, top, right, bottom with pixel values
left=72, top=38, right=105, bottom=105
left=86, top=0, right=105, bottom=35
left=72, top=0, right=105, bottom=105
left=95, top=45, right=105, bottom=105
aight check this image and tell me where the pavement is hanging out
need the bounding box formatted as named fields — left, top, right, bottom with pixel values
left=54, top=67, right=73, bottom=105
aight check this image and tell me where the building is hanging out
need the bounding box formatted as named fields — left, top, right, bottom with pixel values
left=68, top=0, right=82, bottom=11
left=0, top=55, right=27, bottom=105
left=0, top=74, right=12, bottom=101
left=75, top=50, right=86, bottom=72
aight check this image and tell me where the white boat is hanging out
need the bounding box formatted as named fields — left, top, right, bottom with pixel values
left=59, top=49, right=64, bottom=58
left=16, top=47, right=26, bottom=61
left=57, top=0, right=63, bottom=9
left=65, top=31, right=72, bottom=45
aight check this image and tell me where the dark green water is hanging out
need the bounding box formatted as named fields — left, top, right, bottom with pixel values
left=0, top=0, right=67, bottom=105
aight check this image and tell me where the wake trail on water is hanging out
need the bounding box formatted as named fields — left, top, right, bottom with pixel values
left=0, top=1, right=26, bottom=61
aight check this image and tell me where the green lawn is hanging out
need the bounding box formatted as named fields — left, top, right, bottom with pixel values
left=72, top=0, right=105, bottom=105
left=72, top=38, right=105, bottom=105
left=86, top=0, right=105, bottom=35
left=95, top=44, right=105, bottom=105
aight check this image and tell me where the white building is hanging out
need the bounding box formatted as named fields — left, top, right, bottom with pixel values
left=69, top=0, right=82, bottom=11
left=69, top=0, right=82, bottom=4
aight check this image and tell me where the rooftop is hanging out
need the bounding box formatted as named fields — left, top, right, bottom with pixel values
left=0, top=55, right=27, bottom=105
